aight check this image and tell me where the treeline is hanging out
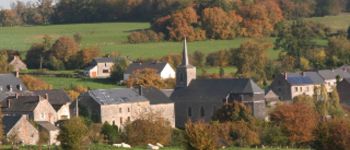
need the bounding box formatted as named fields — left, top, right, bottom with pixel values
left=1, top=0, right=350, bottom=26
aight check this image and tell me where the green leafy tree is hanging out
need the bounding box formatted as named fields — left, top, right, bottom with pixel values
left=0, top=51, right=12, bottom=73
left=101, top=122, right=120, bottom=144
left=275, top=20, right=317, bottom=68
left=58, top=117, right=89, bottom=150
left=212, top=101, right=255, bottom=124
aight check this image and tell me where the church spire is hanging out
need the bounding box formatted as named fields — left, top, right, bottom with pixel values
left=182, top=37, right=189, bottom=66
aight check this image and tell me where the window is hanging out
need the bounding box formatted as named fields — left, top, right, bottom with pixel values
left=119, top=108, right=122, bottom=113
left=105, top=63, right=107, bottom=67
left=103, top=69, right=109, bottom=73
left=200, top=106, right=205, bottom=117
left=127, top=117, right=131, bottom=122
left=300, top=87, right=302, bottom=92
left=120, top=117, right=123, bottom=124
left=180, top=73, right=185, bottom=82
left=295, top=87, right=298, bottom=92
left=113, top=121, right=115, bottom=125
left=306, top=87, right=310, bottom=92
left=188, top=107, right=192, bottom=117
left=128, top=107, right=130, bottom=112
left=41, top=113, right=45, bottom=119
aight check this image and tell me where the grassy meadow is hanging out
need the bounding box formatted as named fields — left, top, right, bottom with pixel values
left=306, top=13, right=350, bottom=31
left=0, top=22, right=279, bottom=59
left=38, top=76, right=121, bottom=89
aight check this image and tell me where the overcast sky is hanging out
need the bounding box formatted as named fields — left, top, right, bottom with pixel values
left=0, top=0, right=37, bottom=9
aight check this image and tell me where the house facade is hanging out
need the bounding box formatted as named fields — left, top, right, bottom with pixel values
left=3, top=115, right=39, bottom=145
left=170, top=39, right=266, bottom=128
left=124, top=62, right=176, bottom=81
left=2, top=95, right=58, bottom=124
left=33, top=89, right=72, bottom=120
left=318, top=69, right=350, bottom=92
left=84, top=57, right=115, bottom=78
left=78, top=87, right=176, bottom=127
left=270, top=73, right=322, bottom=101
left=37, top=121, right=60, bottom=145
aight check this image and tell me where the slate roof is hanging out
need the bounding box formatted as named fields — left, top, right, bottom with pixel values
left=171, top=78, right=264, bottom=102
left=125, top=62, right=168, bottom=74
left=2, top=115, right=22, bottom=134
left=33, top=89, right=71, bottom=111
left=37, top=121, right=59, bottom=131
left=334, top=69, right=350, bottom=79
left=87, top=88, right=147, bottom=105
left=284, top=72, right=320, bottom=85
left=2, top=96, right=41, bottom=112
left=0, top=73, right=27, bottom=93
left=136, top=87, right=173, bottom=104
left=93, top=57, right=114, bottom=63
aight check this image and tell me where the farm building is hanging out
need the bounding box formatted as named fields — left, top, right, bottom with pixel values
left=124, top=62, right=175, bottom=81
left=84, top=57, right=115, bottom=78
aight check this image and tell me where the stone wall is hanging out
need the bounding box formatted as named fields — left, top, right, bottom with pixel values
left=57, top=103, right=71, bottom=120
left=7, top=116, right=39, bottom=145
left=96, top=62, right=114, bottom=78
left=33, top=100, right=57, bottom=124
left=150, top=103, right=175, bottom=127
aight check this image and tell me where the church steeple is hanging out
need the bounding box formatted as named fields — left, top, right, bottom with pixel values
left=182, top=37, right=189, bottom=66
left=176, top=38, right=196, bottom=88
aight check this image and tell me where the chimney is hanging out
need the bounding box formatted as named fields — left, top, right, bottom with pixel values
left=15, top=71, right=19, bottom=78
left=44, top=93, right=49, bottom=100
left=301, top=72, right=305, bottom=76
left=138, top=85, right=143, bottom=96
left=284, top=72, right=288, bottom=80
left=7, top=99, right=11, bottom=108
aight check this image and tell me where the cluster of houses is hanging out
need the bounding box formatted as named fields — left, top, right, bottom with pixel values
left=2, top=39, right=350, bottom=146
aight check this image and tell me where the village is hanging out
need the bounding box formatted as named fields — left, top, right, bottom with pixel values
left=0, top=38, right=350, bottom=149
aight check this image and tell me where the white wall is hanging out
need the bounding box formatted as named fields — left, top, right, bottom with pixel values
left=160, top=64, right=176, bottom=79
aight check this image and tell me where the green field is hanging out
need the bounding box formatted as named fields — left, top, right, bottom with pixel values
left=38, top=76, right=121, bottom=89
left=306, top=13, right=350, bottom=30
left=0, top=22, right=279, bottom=60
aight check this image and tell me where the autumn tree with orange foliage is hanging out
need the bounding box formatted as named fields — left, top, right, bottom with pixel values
left=238, top=0, right=284, bottom=37
left=50, top=36, right=79, bottom=63
left=126, top=68, right=165, bottom=89
left=313, top=118, right=350, bottom=150
left=201, top=7, right=242, bottom=39
left=21, top=75, right=52, bottom=90
left=66, top=85, right=88, bottom=101
left=167, top=7, right=206, bottom=41
left=270, top=103, right=318, bottom=146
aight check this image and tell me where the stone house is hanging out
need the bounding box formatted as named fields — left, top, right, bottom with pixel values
left=265, top=89, right=279, bottom=107
left=33, top=89, right=71, bottom=120
left=0, top=73, right=28, bottom=101
left=124, top=62, right=176, bottom=81
left=37, top=121, right=60, bottom=145
left=9, top=56, right=27, bottom=72
left=337, top=78, right=350, bottom=105
left=270, top=72, right=323, bottom=101
left=170, top=39, right=266, bottom=128
left=3, top=115, right=39, bottom=145
left=78, top=88, right=150, bottom=127
left=84, top=57, right=115, bottom=78
left=2, top=95, right=58, bottom=124
left=78, top=87, right=176, bottom=128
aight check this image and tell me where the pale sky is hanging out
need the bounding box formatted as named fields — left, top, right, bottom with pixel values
left=0, top=0, right=39, bottom=9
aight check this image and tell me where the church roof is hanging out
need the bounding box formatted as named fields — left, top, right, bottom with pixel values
left=137, top=87, right=173, bottom=104
left=171, top=78, right=264, bottom=102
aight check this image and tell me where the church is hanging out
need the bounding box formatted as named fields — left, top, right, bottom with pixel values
left=170, top=39, right=267, bottom=128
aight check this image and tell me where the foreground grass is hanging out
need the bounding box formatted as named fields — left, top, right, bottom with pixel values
left=0, top=22, right=279, bottom=59
left=38, top=76, right=121, bottom=89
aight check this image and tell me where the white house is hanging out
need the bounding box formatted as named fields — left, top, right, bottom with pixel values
left=123, top=62, right=175, bottom=81
left=84, top=57, right=115, bottom=78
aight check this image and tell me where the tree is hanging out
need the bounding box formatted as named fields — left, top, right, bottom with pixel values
left=110, top=56, right=130, bottom=82
left=201, top=7, right=242, bottom=39
left=123, top=112, right=172, bottom=146
left=326, top=36, right=350, bottom=66
left=0, top=51, right=12, bottom=73
left=0, top=107, right=4, bottom=146
left=315, top=0, right=343, bottom=16
left=278, top=0, right=316, bottom=19
left=37, top=0, right=54, bottom=24
left=101, top=122, right=120, bottom=144
left=58, top=117, right=89, bottom=150
left=0, top=9, right=22, bottom=26
left=70, top=47, right=101, bottom=69
left=21, top=75, right=52, bottom=90
left=191, top=51, right=205, bottom=68
left=160, top=54, right=182, bottom=68
left=275, top=20, right=317, bottom=68
left=262, top=125, right=289, bottom=146
left=232, top=39, right=270, bottom=83
left=348, top=26, right=350, bottom=39
left=313, top=118, right=350, bottom=150
left=50, top=36, right=79, bottom=64
left=205, top=50, right=231, bottom=67
left=270, top=103, right=318, bottom=146
left=126, top=68, right=165, bottom=88
left=212, top=101, right=255, bottom=124
left=184, top=120, right=218, bottom=150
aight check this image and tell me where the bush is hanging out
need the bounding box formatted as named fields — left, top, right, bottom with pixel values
left=101, top=122, right=120, bottom=144
left=21, top=75, right=52, bottom=90
left=58, top=117, right=89, bottom=150
left=128, top=30, right=164, bottom=43
left=184, top=120, right=218, bottom=150
left=123, top=113, right=172, bottom=146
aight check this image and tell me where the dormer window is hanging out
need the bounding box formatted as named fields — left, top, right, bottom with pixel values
left=0, top=86, right=3, bottom=91
left=17, top=84, right=22, bottom=91
left=7, top=85, right=12, bottom=92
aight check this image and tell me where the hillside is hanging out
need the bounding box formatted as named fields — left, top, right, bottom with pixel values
left=0, top=22, right=278, bottom=59
left=306, top=13, right=350, bottom=30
